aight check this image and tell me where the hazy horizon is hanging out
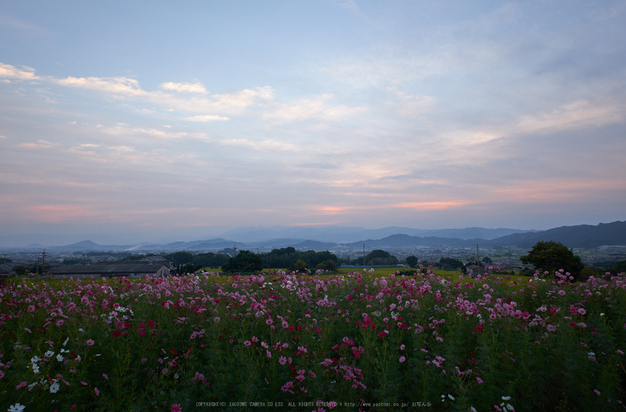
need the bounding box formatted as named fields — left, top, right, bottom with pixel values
left=2, top=220, right=622, bottom=248
left=2, top=1, right=625, bottom=240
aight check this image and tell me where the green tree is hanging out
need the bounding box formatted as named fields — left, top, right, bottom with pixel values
left=439, top=257, right=464, bottom=269
left=614, top=260, right=626, bottom=274
left=520, top=241, right=584, bottom=279
left=362, top=250, right=399, bottom=265
left=406, top=255, right=418, bottom=268
left=315, top=259, right=338, bottom=273
left=165, top=251, right=194, bottom=266
left=221, top=250, right=263, bottom=274
left=290, top=259, right=307, bottom=272
left=14, top=266, right=28, bottom=276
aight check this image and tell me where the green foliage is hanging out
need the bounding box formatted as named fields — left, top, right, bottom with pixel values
left=520, top=241, right=584, bottom=279
left=176, top=262, right=202, bottom=274
left=614, top=260, right=626, bottom=273
left=315, top=259, right=338, bottom=273
left=261, top=248, right=339, bottom=270
left=439, top=257, right=464, bottom=269
left=353, top=250, right=399, bottom=266
left=581, top=267, right=598, bottom=279
left=13, top=265, right=28, bottom=276
left=192, top=252, right=230, bottom=268
left=164, top=251, right=194, bottom=266
left=406, top=255, right=418, bottom=268
left=291, top=258, right=307, bottom=272
left=221, top=250, right=263, bottom=274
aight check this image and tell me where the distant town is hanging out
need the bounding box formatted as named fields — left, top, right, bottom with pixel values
left=2, top=221, right=625, bottom=278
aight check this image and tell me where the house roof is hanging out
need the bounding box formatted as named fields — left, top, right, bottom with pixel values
left=51, top=261, right=169, bottom=275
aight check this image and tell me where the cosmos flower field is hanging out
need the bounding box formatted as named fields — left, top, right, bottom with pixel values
left=1, top=269, right=625, bottom=412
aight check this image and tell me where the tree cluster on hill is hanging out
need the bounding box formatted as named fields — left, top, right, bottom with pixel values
left=222, top=250, right=263, bottom=274
left=164, top=251, right=231, bottom=274
left=350, top=249, right=399, bottom=266
left=220, top=248, right=341, bottom=274
left=520, top=241, right=584, bottom=280
left=439, top=257, right=464, bottom=270
left=261, top=247, right=340, bottom=272
left=405, top=256, right=418, bottom=268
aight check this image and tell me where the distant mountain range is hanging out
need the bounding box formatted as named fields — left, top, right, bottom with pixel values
left=1, top=221, right=624, bottom=252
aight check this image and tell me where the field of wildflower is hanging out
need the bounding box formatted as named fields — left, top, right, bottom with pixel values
left=1, top=269, right=625, bottom=412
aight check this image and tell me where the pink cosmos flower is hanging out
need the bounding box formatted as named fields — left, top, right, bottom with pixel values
left=86, top=339, right=95, bottom=346
left=477, top=377, right=483, bottom=384
left=594, top=389, right=601, bottom=396
left=171, top=404, right=182, bottom=412
left=94, top=387, right=100, bottom=396
left=399, top=356, right=406, bottom=363
left=279, top=356, right=287, bottom=365
left=16, top=381, right=27, bottom=389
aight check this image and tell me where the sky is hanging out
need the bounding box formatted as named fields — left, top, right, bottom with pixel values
left=1, top=0, right=626, bottom=243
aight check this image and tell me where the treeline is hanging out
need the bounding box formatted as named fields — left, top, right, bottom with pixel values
left=165, top=248, right=341, bottom=274
left=164, top=251, right=230, bottom=273
left=349, top=249, right=399, bottom=266
left=260, top=247, right=339, bottom=271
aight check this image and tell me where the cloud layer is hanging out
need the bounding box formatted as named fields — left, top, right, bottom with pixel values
left=1, top=1, right=625, bottom=239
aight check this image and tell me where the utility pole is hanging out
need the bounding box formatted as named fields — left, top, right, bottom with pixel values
left=233, top=245, right=237, bottom=257
left=476, top=244, right=480, bottom=267
left=42, top=249, right=47, bottom=275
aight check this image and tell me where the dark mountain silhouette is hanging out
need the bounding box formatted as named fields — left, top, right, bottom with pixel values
left=3, top=221, right=623, bottom=252
left=489, top=221, right=626, bottom=248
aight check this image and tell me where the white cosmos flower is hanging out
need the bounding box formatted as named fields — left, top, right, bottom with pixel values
left=8, top=403, right=26, bottom=412
left=50, top=382, right=60, bottom=393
